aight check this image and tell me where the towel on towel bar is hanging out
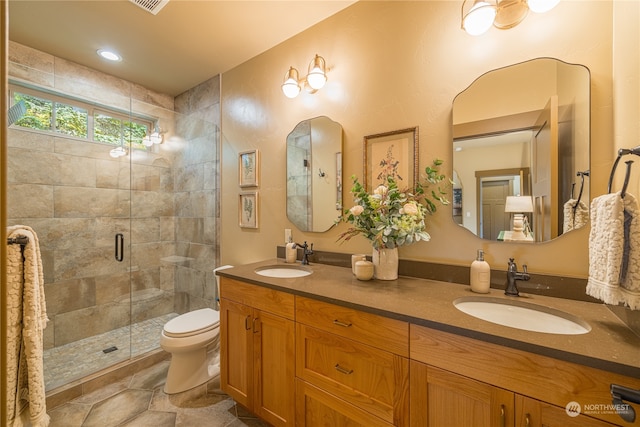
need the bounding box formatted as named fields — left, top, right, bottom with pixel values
left=6, top=225, right=50, bottom=427
left=563, top=198, right=589, bottom=232
left=586, top=192, right=640, bottom=310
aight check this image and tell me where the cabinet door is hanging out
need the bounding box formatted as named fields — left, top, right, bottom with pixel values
left=410, top=361, right=514, bottom=427
left=254, top=309, right=295, bottom=427
left=220, top=298, right=253, bottom=408
left=516, top=395, right=619, bottom=427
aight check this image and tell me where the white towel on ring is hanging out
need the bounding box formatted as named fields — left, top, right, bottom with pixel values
left=563, top=198, right=589, bottom=232
left=586, top=192, right=640, bottom=310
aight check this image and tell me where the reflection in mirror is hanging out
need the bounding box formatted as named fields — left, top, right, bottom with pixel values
left=286, top=116, right=343, bottom=232
left=452, top=58, right=590, bottom=243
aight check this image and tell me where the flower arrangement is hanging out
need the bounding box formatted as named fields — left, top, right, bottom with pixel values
left=338, top=159, right=449, bottom=250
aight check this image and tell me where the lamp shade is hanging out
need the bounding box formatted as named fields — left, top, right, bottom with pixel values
left=462, top=0, right=497, bottom=36
left=281, top=67, right=301, bottom=98
left=527, top=0, right=560, bottom=13
left=306, top=55, right=327, bottom=90
left=505, top=195, right=534, bottom=213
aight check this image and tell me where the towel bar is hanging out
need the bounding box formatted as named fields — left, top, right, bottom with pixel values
left=6, top=235, right=29, bottom=246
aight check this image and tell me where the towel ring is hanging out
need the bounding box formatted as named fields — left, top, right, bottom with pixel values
left=621, top=160, right=633, bottom=199
left=573, top=170, right=589, bottom=210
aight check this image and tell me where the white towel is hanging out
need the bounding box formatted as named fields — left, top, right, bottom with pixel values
left=563, top=198, right=589, bottom=232
left=586, top=193, right=640, bottom=310
left=6, top=225, right=50, bottom=427
left=619, top=195, right=640, bottom=309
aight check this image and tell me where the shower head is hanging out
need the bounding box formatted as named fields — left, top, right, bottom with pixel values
left=8, top=100, right=26, bottom=126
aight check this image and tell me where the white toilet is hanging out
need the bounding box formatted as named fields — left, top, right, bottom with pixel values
left=160, top=265, right=233, bottom=394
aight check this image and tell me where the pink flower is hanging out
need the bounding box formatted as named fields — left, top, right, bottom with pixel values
left=350, top=205, right=364, bottom=216
left=373, top=185, right=388, bottom=196
left=402, top=202, right=418, bottom=216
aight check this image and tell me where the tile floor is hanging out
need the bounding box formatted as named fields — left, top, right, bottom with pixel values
left=45, top=313, right=178, bottom=391
left=47, top=359, right=269, bottom=427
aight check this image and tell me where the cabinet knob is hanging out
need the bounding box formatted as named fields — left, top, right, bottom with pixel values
left=500, top=404, right=506, bottom=427
left=525, top=413, right=531, bottom=427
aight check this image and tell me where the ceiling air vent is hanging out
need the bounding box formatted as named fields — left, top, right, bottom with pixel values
left=129, top=0, right=169, bottom=15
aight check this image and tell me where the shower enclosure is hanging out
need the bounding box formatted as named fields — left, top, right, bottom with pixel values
left=6, top=42, right=220, bottom=392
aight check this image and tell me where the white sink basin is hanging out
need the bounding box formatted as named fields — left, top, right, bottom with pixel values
left=254, top=265, right=312, bottom=278
left=453, top=297, right=591, bottom=335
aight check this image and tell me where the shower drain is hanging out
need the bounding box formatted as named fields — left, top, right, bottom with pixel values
left=102, top=346, right=118, bottom=354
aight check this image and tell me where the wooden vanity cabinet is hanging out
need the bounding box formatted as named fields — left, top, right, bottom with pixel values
left=219, top=278, right=295, bottom=427
left=219, top=275, right=637, bottom=427
left=410, top=325, right=635, bottom=427
left=295, top=296, right=410, bottom=426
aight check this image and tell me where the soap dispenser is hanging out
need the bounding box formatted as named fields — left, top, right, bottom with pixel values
left=470, top=249, right=491, bottom=293
left=285, top=237, right=297, bottom=263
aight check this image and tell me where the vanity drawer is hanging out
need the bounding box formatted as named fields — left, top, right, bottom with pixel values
left=296, top=379, right=394, bottom=427
left=296, top=323, right=409, bottom=426
left=220, top=277, right=295, bottom=320
left=295, top=296, right=409, bottom=357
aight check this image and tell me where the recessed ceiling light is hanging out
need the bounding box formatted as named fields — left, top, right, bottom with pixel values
left=97, top=49, right=122, bottom=62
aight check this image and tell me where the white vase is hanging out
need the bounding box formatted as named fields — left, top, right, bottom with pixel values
left=372, top=247, right=399, bottom=280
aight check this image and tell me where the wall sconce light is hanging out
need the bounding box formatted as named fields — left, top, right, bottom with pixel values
left=142, top=125, right=165, bottom=147
left=281, top=54, right=328, bottom=99
left=461, top=0, right=560, bottom=36
left=505, top=195, right=534, bottom=240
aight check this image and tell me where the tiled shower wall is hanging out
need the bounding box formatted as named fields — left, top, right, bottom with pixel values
left=7, top=41, right=220, bottom=351
left=172, top=76, right=221, bottom=313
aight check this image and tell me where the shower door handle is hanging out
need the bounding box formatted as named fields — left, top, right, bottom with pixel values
left=115, top=233, right=124, bottom=262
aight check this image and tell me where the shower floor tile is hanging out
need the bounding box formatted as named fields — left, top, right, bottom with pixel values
left=44, top=313, right=178, bottom=391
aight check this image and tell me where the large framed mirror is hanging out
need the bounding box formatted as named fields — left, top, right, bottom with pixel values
left=286, top=116, right=343, bottom=232
left=452, top=58, right=590, bottom=243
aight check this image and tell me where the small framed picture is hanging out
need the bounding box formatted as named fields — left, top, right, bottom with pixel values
left=239, top=149, right=259, bottom=187
left=239, top=192, right=259, bottom=228
left=363, top=127, right=418, bottom=191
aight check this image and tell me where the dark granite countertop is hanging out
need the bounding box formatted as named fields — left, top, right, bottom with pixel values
left=217, top=259, right=640, bottom=379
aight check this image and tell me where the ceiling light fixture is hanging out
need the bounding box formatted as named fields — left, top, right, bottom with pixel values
left=281, top=54, right=328, bottom=99
left=97, top=49, right=122, bottom=62
left=461, top=0, right=560, bottom=36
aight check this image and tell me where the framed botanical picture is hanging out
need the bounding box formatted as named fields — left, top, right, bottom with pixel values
left=239, top=192, right=259, bottom=228
left=363, top=127, right=418, bottom=191
left=239, top=149, right=259, bottom=187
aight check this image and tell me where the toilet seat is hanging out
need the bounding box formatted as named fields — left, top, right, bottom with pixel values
left=163, top=308, right=220, bottom=338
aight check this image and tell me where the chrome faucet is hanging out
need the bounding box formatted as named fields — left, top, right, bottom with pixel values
left=505, top=257, right=530, bottom=296
left=297, top=241, right=314, bottom=265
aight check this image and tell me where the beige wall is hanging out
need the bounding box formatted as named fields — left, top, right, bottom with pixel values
left=221, top=1, right=636, bottom=279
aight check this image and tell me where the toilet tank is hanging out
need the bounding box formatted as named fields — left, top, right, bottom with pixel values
left=213, top=265, right=234, bottom=310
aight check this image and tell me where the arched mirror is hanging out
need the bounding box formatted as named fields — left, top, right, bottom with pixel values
left=452, top=58, right=590, bottom=243
left=286, top=116, right=343, bottom=232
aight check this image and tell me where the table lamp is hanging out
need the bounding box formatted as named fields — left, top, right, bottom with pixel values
left=505, top=195, right=534, bottom=240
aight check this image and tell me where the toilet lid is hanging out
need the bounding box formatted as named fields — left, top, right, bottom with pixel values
left=163, top=308, right=220, bottom=338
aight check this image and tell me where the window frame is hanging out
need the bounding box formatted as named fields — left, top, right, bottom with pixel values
left=8, top=83, right=156, bottom=151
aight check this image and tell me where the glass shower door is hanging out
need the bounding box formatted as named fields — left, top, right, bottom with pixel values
left=6, top=84, right=134, bottom=391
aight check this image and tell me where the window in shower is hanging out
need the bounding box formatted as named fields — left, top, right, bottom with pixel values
left=94, top=110, right=150, bottom=150
left=9, top=84, right=154, bottom=150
